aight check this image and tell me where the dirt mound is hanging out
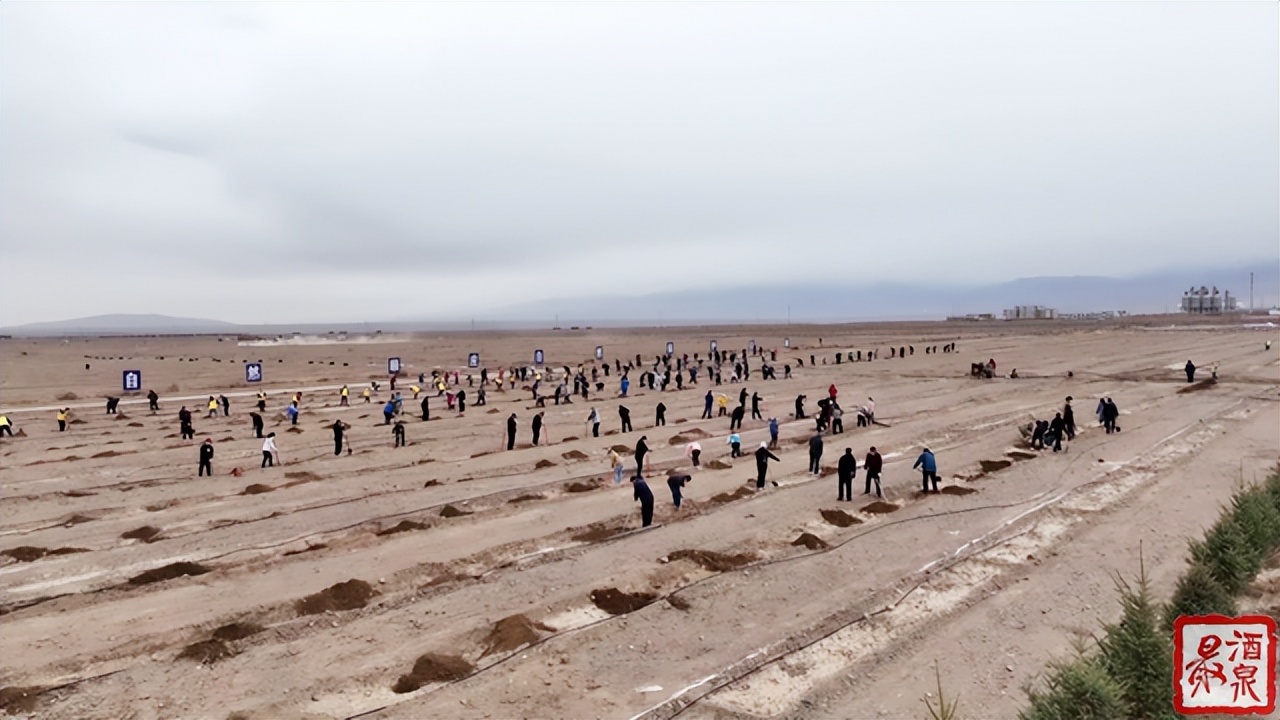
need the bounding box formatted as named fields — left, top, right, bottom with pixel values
left=69, top=419, right=86, bottom=425
left=129, top=562, right=211, bottom=586
left=668, top=434, right=692, bottom=446
left=610, top=444, right=632, bottom=454
left=481, top=614, right=552, bottom=657
left=861, top=501, right=900, bottom=514
left=121, top=525, right=163, bottom=542
left=294, top=579, right=375, bottom=615
left=470, top=451, right=493, bottom=458
left=507, top=494, right=544, bottom=504
left=212, top=622, right=264, bottom=641
left=241, top=483, right=275, bottom=495
left=377, top=520, right=427, bottom=536
left=710, top=486, right=754, bottom=504
left=487, top=408, right=500, bottom=414
left=0, top=686, right=46, bottom=714
left=423, top=479, right=441, bottom=487
left=668, top=549, right=756, bottom=572
left=682, top=427, right=710, bottom=439
left=283, top=471, right=322, bottom=486
left=92, top=450, right=124, bottom=458
left=572, top=523, right=625, bottom=542
left=667, top=595, right=692, bottom=610
left=48, top=547, right=90, bottom=556
left=1178, top=378, right=1218, bottom=394
left=2, top=547, right=49, bottom=563
left=1007, top=449, right=1038, bottom=461
left=56, top=392, right=78, bottom=401
left=979, top=459, right=1012, bottom=473
left=534, top=459, right=556, bottom=469
left=792, top=533, right=829, bottom=550
left=704, top=459, right=732, bottom=470
left=561, top=450, right=589, bottom=460
left=178, top=639, right=233, bottom=664
left=61, top=489, right=96, bottom=498
left=392, top=653, right=475, bottom=693
left=286, top=426, right=304, bottom=433
left=820, top=508, right=862, bottom=527
left=565, top=480, right=600, bottom=493
left=127, top=422, right=144, bottom=427
left=590, top=587, right=657, bottom=615
left=439, top=505, right=472, bottom=518
left=940, top=485, right=978, bottom=496
left=561, top=435, right=579, bottom=442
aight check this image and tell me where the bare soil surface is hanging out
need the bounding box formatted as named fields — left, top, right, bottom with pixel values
left=0, top=322, right=1275, bottom=719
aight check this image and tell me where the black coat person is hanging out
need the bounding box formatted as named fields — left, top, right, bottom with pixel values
left=198, top=439, right=214, bottom=476
left=331, top=420, right=349, bottom=456
left=864, top=447, right=883, bottom=496
left=532, top=412, right=544, bottom=445
left=634, top=436, right=649, bottom=475
left=667, top=474, right=691, bottom=509
left=633, top=476, right=655, bottom=527
left=250, top=412, right=264, bottom=438
left=808, top=433, right=824, bottom=475
left=1048, top=413, right=1065, bottom=452
left=730, top=405, right=745, bottom=431
left=837, top=449, right=856, bottom=501
left=106, top=397, right=120, bottom=414
left=1185, top=360, right=1196, bottom=383
left=421, top=396, right=430, bottom=421
left=456, top=390, right=466, bottom=412
left=754, top=443, right=780, bottom=489
left=1062, top=397, right=1075, bottom=439
left=619, top=405, right=632, bottom=433
left=506, top=414, right=518, bottom=450
left=795, top=395, right=806, bottom=419
left=148, top=389, right=160, bottom=412
left=655, top=402, right=666, bottom=427
left=751, top=392, right=762, bottom=420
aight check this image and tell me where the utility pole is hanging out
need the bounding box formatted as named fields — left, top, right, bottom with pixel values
left=1250, top=272, right=1254, bottom=312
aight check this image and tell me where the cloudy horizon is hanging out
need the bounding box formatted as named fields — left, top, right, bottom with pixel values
left=2, top=2, right=1276, bottom=326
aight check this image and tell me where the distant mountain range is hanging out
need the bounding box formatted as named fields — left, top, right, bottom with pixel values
left=3, top=313, right=241, bottom=335
left=491, top=262, right=1280, bottom=324
left=4, top=263, right=1275, bottom=335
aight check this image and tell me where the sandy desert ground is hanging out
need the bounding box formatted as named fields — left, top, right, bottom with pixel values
left=0, top=320, right=1276, bottom=719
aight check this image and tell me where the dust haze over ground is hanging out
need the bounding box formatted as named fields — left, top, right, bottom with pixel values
left=0, top=320, right=1277, bottom=719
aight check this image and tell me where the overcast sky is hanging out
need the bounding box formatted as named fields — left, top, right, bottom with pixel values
left=2, top=2, right=1276, bottom=325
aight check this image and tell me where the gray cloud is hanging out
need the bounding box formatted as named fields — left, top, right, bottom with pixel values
left=2, top=2, right=1276, bottom=325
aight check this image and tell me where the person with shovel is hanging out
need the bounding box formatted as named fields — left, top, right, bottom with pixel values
left=261, top=433, right=279, bottom=468
left=864, top=446, right=883, bottom=497
left=754, top=441, right=781, bottom=490
left=331, top=420, right=350, bottom=456
left=633, top=475, right=655, bottom=527
left=667, top=474, right=692, bottom=509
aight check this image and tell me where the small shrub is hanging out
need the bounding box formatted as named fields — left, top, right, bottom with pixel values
left=1230, top=487, right=1280, bottom=554
left=1190, top=516, right=1260, bottom=595
left=1163, top=562, right=1236, bottom=632
left=1021, top=650, right=1126, bottom=720
left=1096, top=565, right=1175, bottom=720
